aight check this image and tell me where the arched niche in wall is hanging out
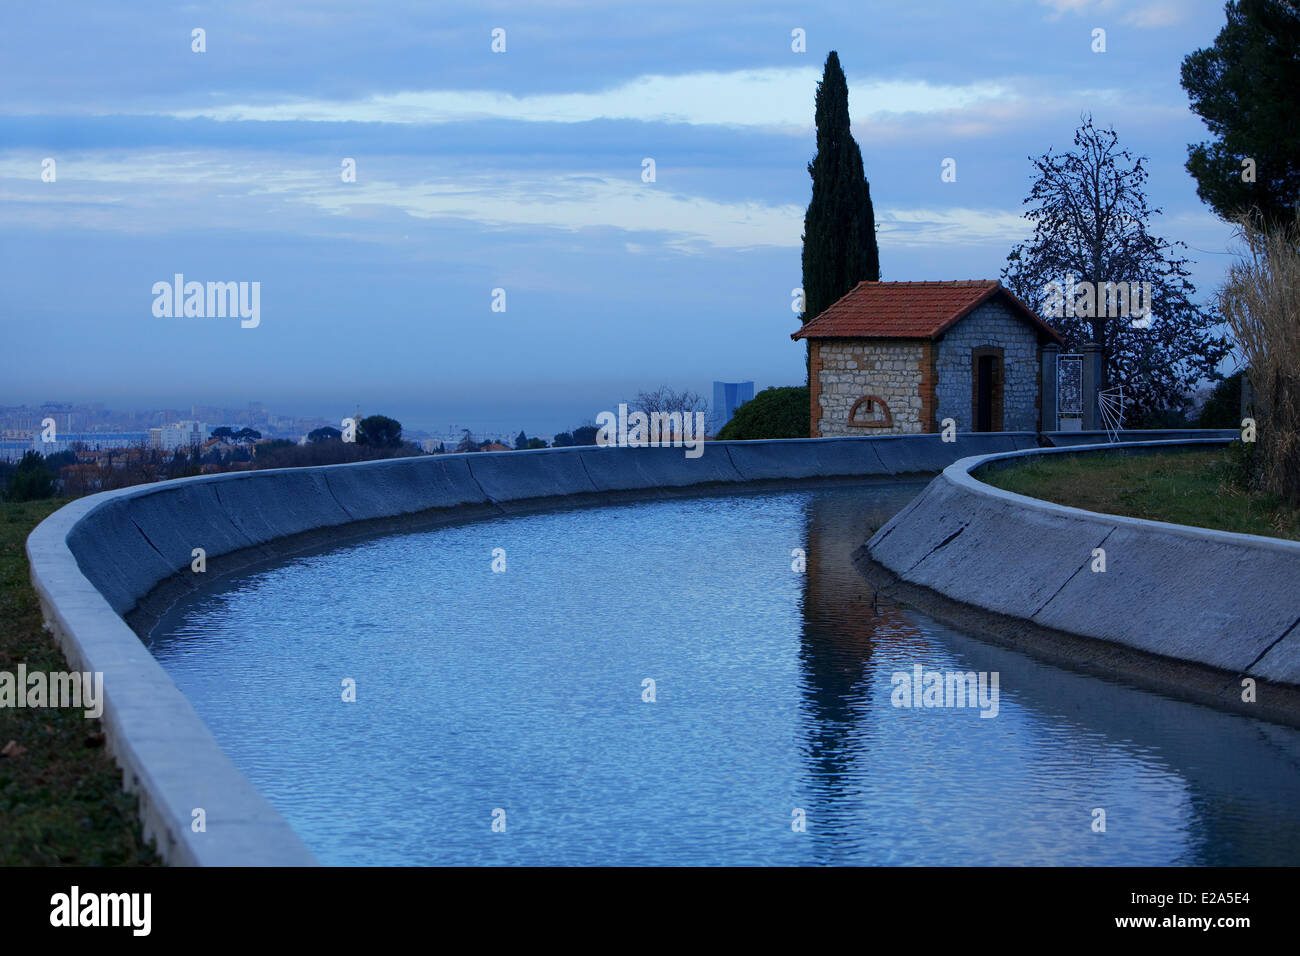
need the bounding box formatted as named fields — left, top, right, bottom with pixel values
left=848, top=395, right=893, bottom=428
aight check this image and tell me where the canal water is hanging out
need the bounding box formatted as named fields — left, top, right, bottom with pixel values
left=147, top=479, right=1300, bottom=865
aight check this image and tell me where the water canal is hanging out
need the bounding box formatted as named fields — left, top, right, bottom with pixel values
left=146, top=479, right=1300, bottom=865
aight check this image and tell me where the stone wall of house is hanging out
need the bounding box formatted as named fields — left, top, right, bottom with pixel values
left=935, top=299, right=1040, bottom=432
left=814, top=340, right=926, bottom=436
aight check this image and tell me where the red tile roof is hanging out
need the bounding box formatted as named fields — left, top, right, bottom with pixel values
left=791, top=280, right=1064, bottom=344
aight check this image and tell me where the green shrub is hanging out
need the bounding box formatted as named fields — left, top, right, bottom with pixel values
left=1196, top=370, right=1244, bottom=428
left=1219, top=436, right=1257, bottom=491
left=4, top=452, right=56, bottom=502
left=716, top=386, right=810, bottom=440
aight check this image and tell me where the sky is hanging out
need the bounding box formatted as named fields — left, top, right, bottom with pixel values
left=0, top=0, right=1241, bottom=436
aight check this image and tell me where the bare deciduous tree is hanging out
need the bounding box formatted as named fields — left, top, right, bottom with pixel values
left=631, top=387, right=712, bottom=416
left=1002, top=116, right=1230, bottom=422
left=630, top=386, right=710, bottom=420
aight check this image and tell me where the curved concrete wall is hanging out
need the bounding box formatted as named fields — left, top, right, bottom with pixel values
left=866, top=439, right=1300, bottom=693
left=27, top=432, right=1043, bottom=866
left=1043, top=428, right=1238, bottom=447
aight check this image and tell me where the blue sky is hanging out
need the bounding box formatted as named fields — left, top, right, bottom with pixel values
left=0, top=0, right=1238, bottom=436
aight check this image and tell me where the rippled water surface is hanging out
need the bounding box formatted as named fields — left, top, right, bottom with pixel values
left=149, top=480, right=1300, bottom=865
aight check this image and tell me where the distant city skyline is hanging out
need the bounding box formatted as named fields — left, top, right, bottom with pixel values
left=0, top=386, right=735, bottom=440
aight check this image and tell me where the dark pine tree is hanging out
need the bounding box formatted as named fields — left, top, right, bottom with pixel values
left=1181, top=0, right=1300, bottom=231
left=800, top=51, right=880, bottom=378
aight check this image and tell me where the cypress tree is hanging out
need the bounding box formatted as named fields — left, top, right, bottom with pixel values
left=800, top=51, right=880, bottom=376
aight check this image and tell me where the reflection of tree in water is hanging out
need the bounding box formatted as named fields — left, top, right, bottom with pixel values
left=795, top=490, right=930, bottom=816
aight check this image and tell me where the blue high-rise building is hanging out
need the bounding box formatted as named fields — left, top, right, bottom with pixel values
left=712, top=381, right=754, bottom=432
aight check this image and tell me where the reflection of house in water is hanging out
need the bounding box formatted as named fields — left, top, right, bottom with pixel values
left=796, top=485, right=932, bottom=791
left=788, top=485, right=1300, bottom=864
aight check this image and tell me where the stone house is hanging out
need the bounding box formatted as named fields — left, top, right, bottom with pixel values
left=791, top=280, right=1064, bottom=437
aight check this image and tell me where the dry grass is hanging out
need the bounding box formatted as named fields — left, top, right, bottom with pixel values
left=980, top=448, right=1300, bottom=541
left=1219, top=214, right=1300, bottom=506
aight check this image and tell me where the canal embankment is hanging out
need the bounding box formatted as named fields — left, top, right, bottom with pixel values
left=858, top=438, right=1300, bottom=727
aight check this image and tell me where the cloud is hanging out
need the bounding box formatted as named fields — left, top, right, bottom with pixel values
left=308, top=178, right=1033, bottom=251
left=1037, top=0, right=1185, bottom=27
left=1038, top=0, right=1117, bottom=19
left=302, top=172, right=803, bottom=250
left=1123, top=1, right=1182, bottom=27
left=167, top=69, right=1013, bottom=131
left=878, top=207, right=1031, bottom=248
left=0, top=150, right=1031, bottom=253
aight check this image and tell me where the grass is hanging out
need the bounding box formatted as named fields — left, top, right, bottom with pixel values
left=0, top=498, right=158, bottom=866
left=979, top=447, right=1300, bottom=542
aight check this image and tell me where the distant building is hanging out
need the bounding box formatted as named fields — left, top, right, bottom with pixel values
left=23, top=431, right=152, bottom=459
left=712, top=381, right=754, bottom=432
left=202, top=438, right=237, bottom=458
left=0, top=440, right=31, bottom=462
left=157, top=421, right=210, bottom=451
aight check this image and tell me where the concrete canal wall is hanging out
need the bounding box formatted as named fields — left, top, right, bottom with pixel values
left=863, top=438, right=1300, bottom=713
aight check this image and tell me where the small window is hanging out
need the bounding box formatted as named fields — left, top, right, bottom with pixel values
left=848, top=395, right=893, bottom=428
